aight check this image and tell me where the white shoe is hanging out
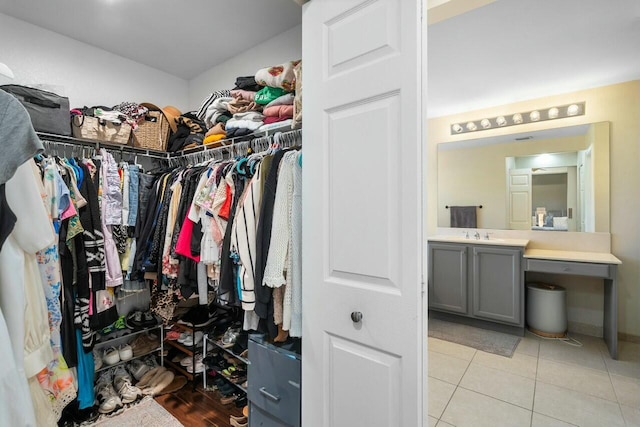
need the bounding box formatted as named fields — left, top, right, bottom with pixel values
left=103, top=347, right=120, bottom=365
left=177, top=332, right=191, bottom=344
left=95, top=370, right=123, bottom=414
left=128, top=359, right=151, bottom=381
left=183, top=331, right=203, bottom=347
left=113, top=366, right=142, bottom=404
left=93, top=349, right=103, bottom=371
left=118, top=344, right=133, bottom=361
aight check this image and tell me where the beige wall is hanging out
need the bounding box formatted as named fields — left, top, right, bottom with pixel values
left=428, top=80, right=640, bottom=337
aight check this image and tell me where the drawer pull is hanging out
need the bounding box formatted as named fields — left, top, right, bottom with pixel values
left=351, top=311, right=363, bottom=323
left=259, top=387, right=281, bottom=402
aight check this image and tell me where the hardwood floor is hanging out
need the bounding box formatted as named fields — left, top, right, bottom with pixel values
left=155, top=382, right=245, bottom=427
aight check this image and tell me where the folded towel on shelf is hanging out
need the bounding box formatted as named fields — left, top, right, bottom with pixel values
left=450, top=206, right=477, bottom=228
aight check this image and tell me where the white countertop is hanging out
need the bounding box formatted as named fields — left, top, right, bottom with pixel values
left=524, top=248, right=621, bottom=265
left=428, top=235, right=529, bottom=247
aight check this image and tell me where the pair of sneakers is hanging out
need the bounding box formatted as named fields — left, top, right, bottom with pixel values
left=177, top=330, right=204, bottom=347
left=94, top=367, right=142, bottom=413
left=102, top=344, right=133, bottom=366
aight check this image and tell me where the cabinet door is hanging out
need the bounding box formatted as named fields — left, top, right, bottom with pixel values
left=428, top=243, right=468, bottom=314
left=471, top=246, right=522, bottom=325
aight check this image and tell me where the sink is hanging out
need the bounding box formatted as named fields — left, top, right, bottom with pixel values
left=427, top=235, right=529, bottom=247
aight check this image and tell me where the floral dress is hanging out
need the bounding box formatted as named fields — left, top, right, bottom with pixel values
left=35, top=162, right=78, bottom=419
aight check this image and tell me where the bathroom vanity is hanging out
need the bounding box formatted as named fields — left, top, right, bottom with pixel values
left=427, top=235, right=622, bottom=359
left=428, top=236, right=529, bottom=335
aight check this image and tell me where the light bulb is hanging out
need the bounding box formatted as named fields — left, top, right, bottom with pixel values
left=548, top=107, right=559, bottom=119
left=466, top=122, right=477, bottom=131
left=529, top=110, right=540, bottom=121
left=480, top=119, right=491, bottom=129
left=567, top=104, right=580, bottom=116
left=496, top=116, right=507, bottom=126
left=452, top=123, right=463, bottom=133
left=512, top=113, right=523, bottom=124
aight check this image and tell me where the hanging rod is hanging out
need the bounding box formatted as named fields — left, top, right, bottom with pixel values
left=37, top=123, right=302, bottom=162
left=36, top=132, right=170, bottom=160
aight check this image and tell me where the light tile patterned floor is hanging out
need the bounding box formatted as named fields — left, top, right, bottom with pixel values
left=428, top=332, right=640, bottom=427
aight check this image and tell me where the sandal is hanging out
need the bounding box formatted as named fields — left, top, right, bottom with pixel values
left=220, top=393, right=239, bottom=405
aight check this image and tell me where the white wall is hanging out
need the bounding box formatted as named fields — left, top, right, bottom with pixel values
left=0, top=13, right=189, bottom=112
left=189, top=24, right=302, bottom=110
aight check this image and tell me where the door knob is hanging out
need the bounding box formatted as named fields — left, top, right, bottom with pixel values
left=351, top=311, right=363, bottom=323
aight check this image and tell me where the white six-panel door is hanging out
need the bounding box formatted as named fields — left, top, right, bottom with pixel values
left=302, top=1, right=425, bottom=426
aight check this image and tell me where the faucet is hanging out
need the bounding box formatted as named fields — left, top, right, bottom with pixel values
left=463, top=230, right=469, bottom=239
left=473, top=231, right=480, bottom=240
left=484, top=232, right=493, bottom=240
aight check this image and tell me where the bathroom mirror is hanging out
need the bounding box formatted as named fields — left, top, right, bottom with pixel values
left=436, top=121, right=610, bottom=232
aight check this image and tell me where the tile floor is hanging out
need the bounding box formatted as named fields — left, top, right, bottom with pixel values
left=428, top=331, right=640, bottom=427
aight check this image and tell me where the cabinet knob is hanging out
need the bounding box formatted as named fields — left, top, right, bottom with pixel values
left=351, top=311, right=363, bottom=323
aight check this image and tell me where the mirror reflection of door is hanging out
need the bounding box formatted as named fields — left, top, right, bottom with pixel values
left=531, top=167, right=577, bottom=231
left=506, top=151, right=586, bottom=231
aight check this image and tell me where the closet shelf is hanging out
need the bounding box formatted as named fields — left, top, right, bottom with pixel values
left=164, top=359, right=198, bottom=381
left=95, top=346, right=162, bottom=374
left=164, top=338, right=203, bottom=355
left=205, top=334, right=250, bottom=365
left=94, top=324, right=163, bottom=348
left=206, top=368, right=247, bottom=393
left=37, top=132, right=168, bottom=160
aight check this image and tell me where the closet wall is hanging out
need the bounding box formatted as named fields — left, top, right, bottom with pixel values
left=0, top=13, right=189, bottom=111
left=188, top=24, right=302, bottom=110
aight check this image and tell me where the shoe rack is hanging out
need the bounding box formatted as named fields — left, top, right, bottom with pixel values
left=202, top=333, right=249, bottom=393
left=164, top=317, right=217, bottom=389
left=94, top=323, right=164, bottom=374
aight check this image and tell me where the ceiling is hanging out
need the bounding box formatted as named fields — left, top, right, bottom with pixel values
left=428, top=0, right=640, bottom=117
left=0, top=0, right=638, bottom=117
left=0, top=0, right=302, bottom=80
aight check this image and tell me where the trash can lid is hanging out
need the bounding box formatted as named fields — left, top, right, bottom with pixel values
left=526, top=282, right=566, bottom=291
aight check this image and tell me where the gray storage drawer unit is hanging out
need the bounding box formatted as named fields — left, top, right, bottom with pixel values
left=248, top=336, right=301, bottom=427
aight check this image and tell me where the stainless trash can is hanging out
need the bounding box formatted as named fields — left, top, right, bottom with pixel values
left=526, top=283, right=567, bottom=338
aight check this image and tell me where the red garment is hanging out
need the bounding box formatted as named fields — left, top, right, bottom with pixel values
left=263, top=116, right=290, bottom=125
left=175, top=211, right=201, bottom=262
left=218, top=184, right=232, bottom=221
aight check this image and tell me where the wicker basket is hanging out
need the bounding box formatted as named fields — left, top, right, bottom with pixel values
left=71, top=115, right=131, bottom=144
left=132, top=110, right=170, bottom=151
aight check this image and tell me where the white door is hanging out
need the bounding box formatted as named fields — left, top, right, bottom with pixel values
left=566, top=166, right=577, bottom=231
left=302, top=0, right=425, bottom=426
left=508, top=168, right=532, bottom=230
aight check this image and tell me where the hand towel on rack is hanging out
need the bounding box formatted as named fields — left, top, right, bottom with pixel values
left=450, top=206, right=477, bottom=228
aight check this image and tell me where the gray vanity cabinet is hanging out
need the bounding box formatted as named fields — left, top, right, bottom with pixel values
left=428, top=241, right=524, bottom=328
left=470, top=245, right=523, bottom=325
left=428, top=242, right=468, bottom=314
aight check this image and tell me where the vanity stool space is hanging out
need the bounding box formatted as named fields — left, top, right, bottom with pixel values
left=524, top=249, right=621, bottom=359
left=427, top=236, right=530, bottom=335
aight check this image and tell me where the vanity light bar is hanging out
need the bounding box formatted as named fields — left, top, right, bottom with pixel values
left=450, top=102, right=586, bottom=135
